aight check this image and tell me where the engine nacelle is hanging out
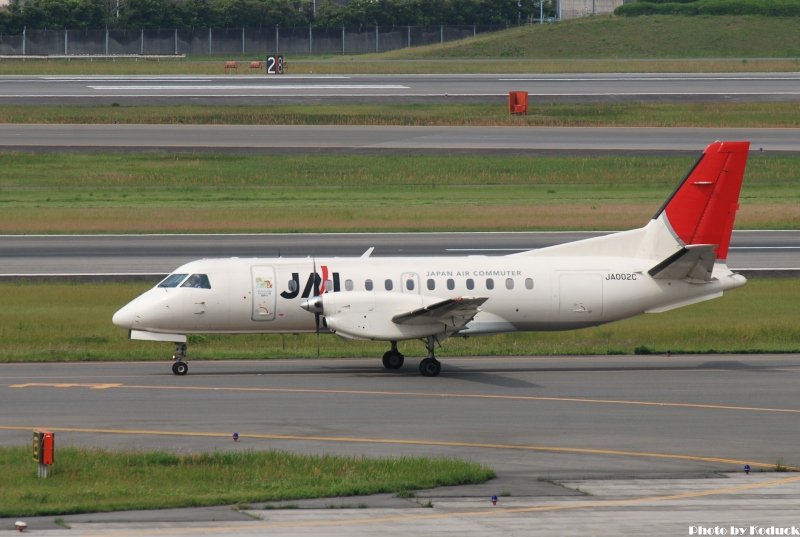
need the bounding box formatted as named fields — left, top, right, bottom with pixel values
left=310, top=292, right=448, bottom=341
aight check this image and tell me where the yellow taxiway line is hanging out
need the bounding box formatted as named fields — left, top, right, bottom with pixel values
left=9, top=381, right=800, bottom=415
left=0, top=424, right=794, bottom=471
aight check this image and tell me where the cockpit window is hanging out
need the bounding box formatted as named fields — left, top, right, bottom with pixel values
left=181, top=274, right=211, bottom=289
left=158, top=273, right=188, bottom=288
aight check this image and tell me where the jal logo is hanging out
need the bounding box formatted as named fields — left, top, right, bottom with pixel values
left=280, top=266, right=341, bottom=299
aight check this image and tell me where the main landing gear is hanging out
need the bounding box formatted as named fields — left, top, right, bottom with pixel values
left=382, top=341, right=405, bottom=370
left=172, top=342, right=188, bottom=376
left=382, top=337, right=442, bottom=377
left=418, top=336, right=441, bottom=378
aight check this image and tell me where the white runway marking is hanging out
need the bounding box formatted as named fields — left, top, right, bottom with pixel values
left=42, top=75, right=350, bottom=81
left=88, top=84, right=409, bottom=90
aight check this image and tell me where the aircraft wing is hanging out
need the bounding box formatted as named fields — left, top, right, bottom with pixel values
left=648, top=244, right=717, bottom=282
left=392, top=296, right=489, bottom=328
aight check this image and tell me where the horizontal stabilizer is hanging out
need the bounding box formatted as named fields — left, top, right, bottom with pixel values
left=392, top=296, right=488, bottom=327
left=648, top=244, right=717, bottom=281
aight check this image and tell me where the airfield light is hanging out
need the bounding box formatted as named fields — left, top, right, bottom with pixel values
left=744, top=464, right=751, bottom=475
left=233, top=432, right=239, bottom=442
left=491, top=495, right=498, bottom=506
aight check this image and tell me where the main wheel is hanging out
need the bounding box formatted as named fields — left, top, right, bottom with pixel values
left=172, top=361, right=188, bottom=376
left=418, top=357, right=441, bottom=377
left=382, top=350, right=405, bottom=370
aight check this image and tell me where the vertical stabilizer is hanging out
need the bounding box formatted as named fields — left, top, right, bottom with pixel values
left=654, top=141, right=750, bottom=262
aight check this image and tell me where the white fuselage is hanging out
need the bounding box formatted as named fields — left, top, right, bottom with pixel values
left=113, top=253, right=745, bottom=340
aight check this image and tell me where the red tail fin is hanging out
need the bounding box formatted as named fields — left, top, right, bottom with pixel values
left=655, top=141, right=750, bottom=262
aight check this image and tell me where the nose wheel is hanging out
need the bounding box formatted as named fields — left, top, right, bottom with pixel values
left=172, top=343, right=188, bottom=376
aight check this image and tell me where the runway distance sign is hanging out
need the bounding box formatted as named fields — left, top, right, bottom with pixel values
left=266, top=54, right=285, bottom=75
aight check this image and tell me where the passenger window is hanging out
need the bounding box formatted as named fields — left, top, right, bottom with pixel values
left=466, top=278, right=474, bottom=290
left=287, top=279, right=298, bottom=293
left=158, top=273, right=188, bottom=288
left=505, top=278, right=514, bottom=290
left=182, top=274, right=211, bottom=289
left=324, top=279, right=333, bottom=292
left=427, top=278, right=435, bottom=291
left=406, top=278, right=415, bottom=291
left=385, top=279, right=393, bottom=291
left=345, top=279, right=354, bottom=291
left=447, top=278, right=455, bottom=290
left=525, top=278, right=534, bottom=290
left=486, top=278, right=494, bottom=290
left=365, top=279, right=373, bottom=291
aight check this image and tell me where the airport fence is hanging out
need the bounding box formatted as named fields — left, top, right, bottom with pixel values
left=0, top=25, right=509, bottom=57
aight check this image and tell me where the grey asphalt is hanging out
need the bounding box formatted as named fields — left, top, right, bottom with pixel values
left=2, top=73, right=800, bottom=105
left=1, top=231, right=798, bottom=275
left=2, top=355, right=800, bottom=535
left=5, top=474, right=800, bottom=536
left=1, top=124, right=799, bottom=154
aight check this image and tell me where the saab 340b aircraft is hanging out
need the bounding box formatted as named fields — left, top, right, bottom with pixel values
left=113, top=141, right=750, bottom=377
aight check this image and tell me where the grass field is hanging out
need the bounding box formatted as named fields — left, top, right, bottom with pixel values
left=0, top=16, right=799, bottom=76
left=1, top=152, right=797, bottom=234
left=386, top=15, right=800, bottom=60
left=2, top=102, right=800, bottom=127
left=0, top=278, right=795, bottom=364
left=1, top=57, right=798, bottom=75
left=1, top=447, right=493, bottom=517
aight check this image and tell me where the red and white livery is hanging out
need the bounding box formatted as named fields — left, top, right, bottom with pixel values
left=113, top=141, right=750, bottom=377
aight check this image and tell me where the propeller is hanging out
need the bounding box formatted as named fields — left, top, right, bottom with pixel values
left=312, top=257, right=321, bottom=358
left=299, top=258, right=326, bottom=357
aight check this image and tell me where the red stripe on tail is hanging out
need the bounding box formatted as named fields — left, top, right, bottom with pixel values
left=656, top=141, right=750, bottom=262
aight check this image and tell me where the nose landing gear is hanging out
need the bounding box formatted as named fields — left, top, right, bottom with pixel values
left=172, top=343, right=188, bottom=375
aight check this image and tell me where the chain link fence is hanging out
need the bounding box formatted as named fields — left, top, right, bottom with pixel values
left=0, top=25, right=508, bottom=56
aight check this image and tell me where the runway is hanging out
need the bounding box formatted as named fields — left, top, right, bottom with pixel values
left=1, top=231, right=797, bottom=276
left=2, top=73, right=800, bottom=104
left=2, top=355, right=800, bottom=534
left=2, top=124, right=800, bottom=153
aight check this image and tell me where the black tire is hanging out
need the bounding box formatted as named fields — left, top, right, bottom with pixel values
left=382, top=350, right=405, bottom=370
left=418, top=358, right=441, bottom=377
left=172, top=361, right=188, bottom=376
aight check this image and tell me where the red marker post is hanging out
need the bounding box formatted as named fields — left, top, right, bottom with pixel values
left=33, top=430, right=54, bottom=478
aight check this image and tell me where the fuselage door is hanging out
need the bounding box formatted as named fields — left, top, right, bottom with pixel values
left=401, top=272, right=420, bottom=294
left=251, top=265, right=277, bottom=321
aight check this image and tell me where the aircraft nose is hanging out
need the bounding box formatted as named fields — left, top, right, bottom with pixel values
left=112, top=302, right=138, bottom=329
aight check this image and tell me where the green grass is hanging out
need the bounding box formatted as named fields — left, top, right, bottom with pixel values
left=0, top=16, right=799, bottom=75
left=0, top=278, right=796, bottom=363
left=2, top=102, right=800, bottom=127
left=0, top=446, right=493, bottom=517
left=385, top=15, right=800, bottom=59
left=0, top=152, right=798, bottom=233
left=1, top=56, right=798, bottom=74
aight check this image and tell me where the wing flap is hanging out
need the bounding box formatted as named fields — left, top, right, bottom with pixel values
left=392, top=296, right=489, bottom=327
left=648, top=244, right=717, bottom=282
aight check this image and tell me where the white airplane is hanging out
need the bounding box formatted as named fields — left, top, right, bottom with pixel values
left=113, top=141, right=750, bottom=377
